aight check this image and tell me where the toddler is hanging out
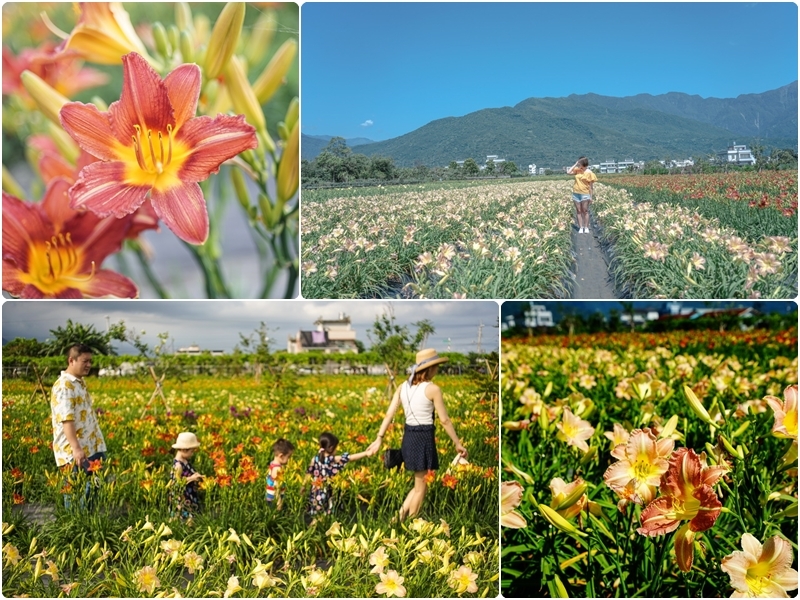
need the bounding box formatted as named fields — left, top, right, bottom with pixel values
left=266, top=438, right=295, bottom=510
left=307, top=432, right=370, bottom=516
left=169, top=432, right=204, bottom=520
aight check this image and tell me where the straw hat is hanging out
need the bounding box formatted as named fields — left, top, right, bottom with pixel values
left=172, top=432, right=200, bottom=449
left=414, top=348, right=449, bottom=369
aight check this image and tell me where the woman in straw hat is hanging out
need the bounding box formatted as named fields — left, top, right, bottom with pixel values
left=170, top=432, right=205, bottom=520
left=367, top=349, right=468, bottom=521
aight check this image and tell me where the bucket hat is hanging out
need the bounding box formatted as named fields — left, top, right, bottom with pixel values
left=172, top=432, right=200, bottom=449
left=407, top=348, right=448, bottom=384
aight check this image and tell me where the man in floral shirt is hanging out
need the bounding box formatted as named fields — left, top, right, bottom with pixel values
left=51, top=344, right=107, bottom=507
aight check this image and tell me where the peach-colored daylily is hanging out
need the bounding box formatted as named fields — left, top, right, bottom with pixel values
left=501, top=481, right=526, bottom=528
left=2, top=183, right=139, bottom=298
left=721, top=533, right=798, bottom=597
left=556, top=407, right=595, bottom=453
left=56, top=3, right=151, bottom=65
left=638, top=448, right=726, bottom=571
left=604, top=422, right=630, bottom=452
left=765, top=385, right=798, bottom=440
left=604, top=428, right=674, bottom=506
left=375, top=570, right=406, bottom=598
left=60, top=52, right=257, bottom=244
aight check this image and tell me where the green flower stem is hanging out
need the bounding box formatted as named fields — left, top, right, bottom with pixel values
left=130, top=243, right=171, bottom=299
left=184, top=242, right=230, bottom=299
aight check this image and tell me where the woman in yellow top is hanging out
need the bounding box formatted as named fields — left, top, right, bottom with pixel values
left=567, top=157, right=597, bottom=234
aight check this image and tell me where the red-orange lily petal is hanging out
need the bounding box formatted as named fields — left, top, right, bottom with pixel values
left=2, top=185, right=137, bottom=298
left=60, top=52, right=257, bottom=245
left=674, top=523, right=696, bottom=572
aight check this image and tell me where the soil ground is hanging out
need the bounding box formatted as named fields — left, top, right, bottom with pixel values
left=569, top=220, right=617, bottom=299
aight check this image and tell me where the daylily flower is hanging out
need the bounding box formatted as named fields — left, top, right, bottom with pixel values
left=2, top=184, right=138, bottom=298
left=182, top=551, right=203, bottom=574
left=501, top=481, right=527, bottom=528
left=134, top=565, right=160, bottom=595
left=3, top=543, right=21, bottom=566
left=55, top=3, right=151, bottom=65
left=375, top=569, right=406, bottom=598
left=449, top=564, right=479, bottom=594
left=60, top=52, right=258, bottom=244
left=556, top=407, right=595, bottom=453
left=638, top=448, right=725, bottom=571
left=3, top=43, right=108, bottom=98
left=604, top=428, right=674, bottom=506
left=223, top=575, right=241, bottom=598
left=370, top=546, right=390, bottom=574
left=765, top=385, right=798, bottom=440
left=721, top=533, right=798, bottom=597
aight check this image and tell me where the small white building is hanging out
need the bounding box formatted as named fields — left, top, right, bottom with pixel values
left=176, top=345, right=225, bottom=356
left=528, top=163, right=537, bottom=175
left=288, top=313, right=359, bottom=354
left=620, top=310, right=660, bottom=326
left=524, top=304, right=554, bottom=327
left=721, top=143, right=756, bottom=166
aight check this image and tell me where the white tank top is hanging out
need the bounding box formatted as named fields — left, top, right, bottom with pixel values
left=401, top=381, right=434, bottom=426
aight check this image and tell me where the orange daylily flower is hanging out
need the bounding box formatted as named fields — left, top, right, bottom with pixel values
left=60, top=52, right=258, bottom=244
left=2, top=182, right=139, bottom=298
left=637, top=447, right=725, bottom=571
left=721, top=533, right=799, bottom=598
left=603, top=428, right=674, bottom=506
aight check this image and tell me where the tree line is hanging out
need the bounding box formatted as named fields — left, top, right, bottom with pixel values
left=302, top=137, right=519, bottom=185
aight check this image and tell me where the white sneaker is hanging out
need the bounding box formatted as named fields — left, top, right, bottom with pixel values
left=579, top=227, right=585, bottom=233
left=584, top=227, right=590, bottom=234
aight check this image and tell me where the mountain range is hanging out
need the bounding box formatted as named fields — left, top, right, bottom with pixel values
left=302, top=82, right=797, bottom=168
left=301, top=134, right=375, bottom=160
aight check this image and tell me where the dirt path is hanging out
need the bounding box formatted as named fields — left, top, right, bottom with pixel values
left=570, top=221, right=617, bottom=299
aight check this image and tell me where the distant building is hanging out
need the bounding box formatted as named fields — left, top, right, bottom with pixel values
left=288, top=312, right=359, bottom=354
left=525, top=304, right=554, bottom=327
left=599, top=159, right=640, bottom=173
left=620, top=310, right=660, bottom=325
left=720, top=143, right=756, bottom=166
left=528, top=163, right=537, bottom=175
left=176, top=345, right=225, bottom=356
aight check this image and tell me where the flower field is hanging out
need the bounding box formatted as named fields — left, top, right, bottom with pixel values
left=2, top=374, right=498, bottom=597
left=301, top=181, right=574, bottom=299
left=501, top=326, right=798, bottom=597
left=596, top=172, right=798, bottom=298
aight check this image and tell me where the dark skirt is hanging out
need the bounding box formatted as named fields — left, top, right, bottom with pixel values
left=401, top=424, right=438, bottom=472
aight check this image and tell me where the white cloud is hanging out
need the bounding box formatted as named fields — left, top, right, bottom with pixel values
left=360, top=119, right=374, bottom=127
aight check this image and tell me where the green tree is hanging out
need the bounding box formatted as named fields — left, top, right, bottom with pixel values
left=2, top=337, right=47, bottom=358
left=485, top=159, right=495, bottom=176
left=463, top=158, right=479, bottom=176
left=370, top=156, right=397, bottom=180
left=501, top=161, right=518, bottom=175
left=368, top=305, right=436, bottom=396
left=45, top=319, right=134, bottom=356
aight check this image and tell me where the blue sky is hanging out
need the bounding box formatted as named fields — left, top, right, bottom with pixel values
left=302, top=2, right=798, bottom=141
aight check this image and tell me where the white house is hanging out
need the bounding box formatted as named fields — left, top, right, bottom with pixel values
left=524, top=304, right=554, bottom=327
left=528, top=163, right=537, bottom=175
left=721, top=143, right=756, bottom=166
left=176, top=345, right=225, bottom=356
left=288, top=313, right=359, bottom=354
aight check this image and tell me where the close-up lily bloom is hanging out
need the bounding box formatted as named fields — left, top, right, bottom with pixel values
left=721, top=533, right=798, bottom=598
left=638, top=447, right=726, bottom=571
left=59, top=52, right=258, bottom=245
left=501, top=481, right=527, bottom=528
left=604, top=428, right=674, bottom=506
left=556, top=407, right=595, bottom=453
left=2, top=182, right=138, bottom=298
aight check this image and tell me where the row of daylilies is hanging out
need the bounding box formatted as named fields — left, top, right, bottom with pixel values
left=2, top=3, right=299, bottom=298
left=501, top=329, right=798, bottom=597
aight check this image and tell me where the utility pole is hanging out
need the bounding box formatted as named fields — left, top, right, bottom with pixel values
left=476, top=322, right=484, bottom=354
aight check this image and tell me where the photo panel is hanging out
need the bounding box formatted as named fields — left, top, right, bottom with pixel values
left=500, top=300, right=798, bottom=597
left=300, top=2, right=797, bottom=301
left=2, top=2, right=299, bottom=299
left=1, top=299, right=500, bottom=597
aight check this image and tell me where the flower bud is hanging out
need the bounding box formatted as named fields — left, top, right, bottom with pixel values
left=551, top=479, right=587, bottom=512
left=2, top=166, right=26, bottom=199
left=503, top=420, right=530, bottom=431
left=731, top=420, right=750, bottom=439
left=276, top=121, right=299, bottom=207
left=683, top=385, right=716, bottom=426
left=180, top=31, right=194, bottom=62
left=537, top=503, right=588, bottom=537
left=175, top=3, right=193, bottom=32
left=253, top=39, right=297, bottom=104
left=245, top=10, right=277, bottom=65
left=168, top=25, right=180, bottom=54
left=224, top=55, right=266, bottom=134
left=230, top=167, right=251, bottom=211
left=659, top=414, right=679, bottom=439
left=153, top=22, right=170, bottom=58
left=21, top=71, right=69, bottom=125
left=284, top=96, right=299, bottom=132
left=204, top=2, right=246, bottom=79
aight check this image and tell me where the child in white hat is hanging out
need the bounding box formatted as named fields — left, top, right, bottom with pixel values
left=170, top=432, right=205, bottom=521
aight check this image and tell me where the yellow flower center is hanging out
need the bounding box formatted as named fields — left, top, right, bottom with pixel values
left=22, top=233, right=95, bottom=295
left=632, top=456, right=658, bottom=480
left=785, top=406, right=797, bottom=439
left=131, top=123, right=173, bottom=175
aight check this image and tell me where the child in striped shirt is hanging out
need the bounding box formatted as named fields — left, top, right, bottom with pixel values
left=266, top=438, right=295, bottom=510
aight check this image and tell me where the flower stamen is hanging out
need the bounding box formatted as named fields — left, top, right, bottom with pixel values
left=40, top=232, right=86, bottom=283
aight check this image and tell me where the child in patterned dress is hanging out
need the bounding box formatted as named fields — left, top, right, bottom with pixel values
left=266, top=438, right=294, bottom=510
left=169, top=432, right=205, bottom=521
left=306, top=432, right=371, bottom=516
